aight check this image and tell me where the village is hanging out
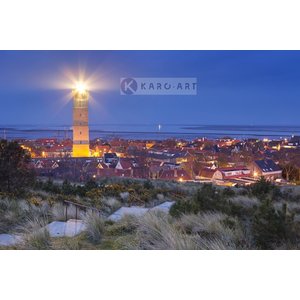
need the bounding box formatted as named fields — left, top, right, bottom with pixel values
left=19, top=134, right=300, bottom=187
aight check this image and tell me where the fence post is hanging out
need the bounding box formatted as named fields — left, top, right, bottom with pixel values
left=65, top=205, right=68, bottom=221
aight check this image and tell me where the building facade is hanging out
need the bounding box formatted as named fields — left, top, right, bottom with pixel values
left=72, top=88, right=90, bottom=157
left=249, top=159, right=282, bottom=181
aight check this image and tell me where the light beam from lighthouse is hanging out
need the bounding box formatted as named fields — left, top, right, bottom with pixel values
left=72, top=84, right=90, bottom=157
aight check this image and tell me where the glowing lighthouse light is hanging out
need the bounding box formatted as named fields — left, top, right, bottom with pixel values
left=75, top=82, right=87, bottom=94
left=72, top=81, right=90, bottom=157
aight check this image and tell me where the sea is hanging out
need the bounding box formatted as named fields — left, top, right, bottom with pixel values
left=0, top=124, right=300, bottom=141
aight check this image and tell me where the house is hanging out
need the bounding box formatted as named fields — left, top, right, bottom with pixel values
left=42, top=145, right=72, bottom=158
left=160, top=162, right=181, bottom=170
left=35, top=138, right=57, bottom=147
left=212, top=167, right=251, bottom=180
left=288, top=136, right=300, bottom=148
left=198, top=168, right=216, bottom=179
left=97, top=168, right=118, bottom=178
left=83, top=159, right=107, bottom=177
left=34, top=159, right=59, bottom=170
left=103, top=152, right=119, bottom=165
left=147, top=149, right=192, bottom=164
left=159, top=169, right=192, bottom=182
left=249, top=159, right=282, bottom=181
left=197, top=166, right=254, bottom=186
left=115, top=158, right=138, bottom=170
left=148, top=161, right=162, bottom=179
left=32, top=159, right=60, bottom=176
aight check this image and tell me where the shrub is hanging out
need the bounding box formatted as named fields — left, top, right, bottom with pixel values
left=170, top=184, right=226, bottom=217
left=169, top=198, right=195, bottom=217
left=252, top=200, right=295, bottom=249
left=222, top=187, right=235, bottom=198
left=143, top=180, right=154, bottom=189
left=61, top=179, right=75, bottom=195
left=251, top=177, right=281, bottom=200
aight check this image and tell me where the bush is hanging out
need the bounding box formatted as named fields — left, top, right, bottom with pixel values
left=62, top=180, right=75, bottom=195
left=222, top=187, right=235, bottom=198
left=252, top=200, right=295, bottom=249
left=251, top=177, right=281, bottom=200
left=170, top=184, right=226, bottom=217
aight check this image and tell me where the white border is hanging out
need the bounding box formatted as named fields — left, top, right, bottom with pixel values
left=1, top=250, right=299, bottom=300
left=1, top=1, right=300, bottom=299
left=0, top=0, right=300, bottom=50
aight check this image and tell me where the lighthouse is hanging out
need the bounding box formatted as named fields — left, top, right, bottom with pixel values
left=72, top=83, right=90, bottom=157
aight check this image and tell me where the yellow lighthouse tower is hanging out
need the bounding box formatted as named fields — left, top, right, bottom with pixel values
left=72, top=84, right=90, bottom=157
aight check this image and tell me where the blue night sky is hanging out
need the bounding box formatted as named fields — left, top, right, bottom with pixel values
left=0, top=50, right=299, bottom=126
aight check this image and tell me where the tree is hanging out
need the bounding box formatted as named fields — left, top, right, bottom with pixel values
left=0, top=140, right=35, bottom=193
left=85, top=179, right=98, bottom=191
left=281, top=163, right=299, bottom=182
left=62, top=179, right=75, bottom=195
left=252, top=200, right=295, bottom=249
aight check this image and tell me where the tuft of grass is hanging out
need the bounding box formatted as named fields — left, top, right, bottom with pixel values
left=106, top=214, right=138, bottom=236
left=178, top=212, right=243, bottom=244
left=134, top=211, right=199, bottom=250
left=22, top=228, right=51, bottom=250
left=120, top=192, right=130, bottom=202
left=131, top=211, right=239, bottom=250
left=51, top=235, right=84, bottom=250
left=102, top=197, right=122, bottom=214
left=193, top=235, right=237, bottom=250
left=19, top=216, right=51, bottom=250
left=0, top=198, right=28, bottom=233
left=83, top=211, right=105, bottom=244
